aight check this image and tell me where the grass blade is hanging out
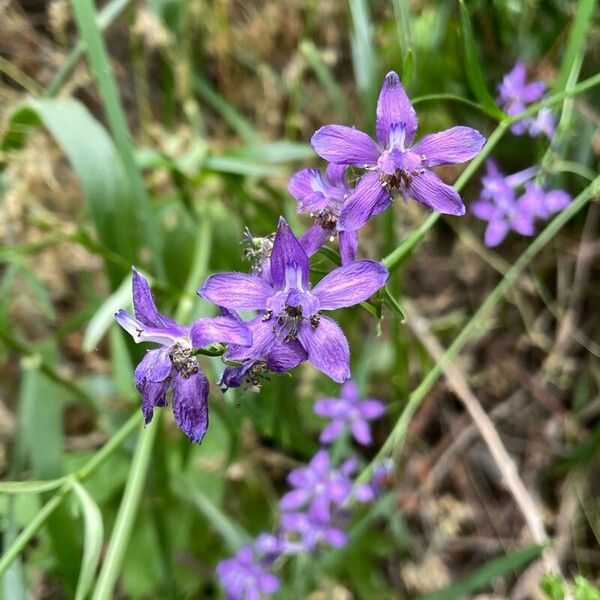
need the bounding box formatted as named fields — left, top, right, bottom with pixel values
left=0, top=479, right=67, bottom=494
left=458, top=0, right=504, bottom=120
left=72, top=482, right=104, bottom=600
left=418, top=545, right=544, bottom=600
left=92, top=418, right=159, bottom=600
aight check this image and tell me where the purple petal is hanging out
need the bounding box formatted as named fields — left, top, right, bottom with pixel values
left=412, top=126, right=486, bottom=167
left=171, top=371, right=210, bottom=443
left=471, top=200, right=497, bottom=221
left=351, top=418, right=372, bottom=445
left=484, top=220, right=510, bottom=247
left=257, top=573, right=280, bottom=594
left=131, top=267, right=181, bottom=331
left=338, top=171, right=391, bottom=231
left=310, top=449, right=330, bottom=473
left=544, top=190, right=570, bottom=215
left=311, top=125, right=380, bottom=166
left=298, top=317, right=350, bottom=383
left=408, top=170, right=466, bottom=216
left=319, top=420, right=345, bottom=444
left=225, top=317, right=277, bottom=361
left=314, top=397, right=344, bottom=418
left=511, top=212, right=535, bottom=236
left=360, top=399, right=385, bottom=419
left=312, top=260, right=388, bottom=310
left=325, top=163, right=347, bottom=186
left=339, top=230, right=358, bottom=265
left=280, top=489, right=311, bottom=511
left=376, top=71, right=418, bottom=146
left=115, top=309, right=182, bottom=346
left=134, top=348, right=172, bottom=384
left=270, top=217, right=310, bottom=288
left=288, top=168, right=319, bottom=201
left=198, top=273, right=272, bottom=310
left=189, top=316, right=251, bottom=348
left=323, top=526, right=347, bottom=548
left=341, top=379, right=360, bottom=402
left=266, top=339, right=307, bottom=372
left=522, top=81, right=545, bottom=103
left=299, top=224, right=330, bottom=257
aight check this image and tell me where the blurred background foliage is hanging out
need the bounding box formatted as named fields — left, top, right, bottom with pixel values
left=0, top=0, right=599, bottom=598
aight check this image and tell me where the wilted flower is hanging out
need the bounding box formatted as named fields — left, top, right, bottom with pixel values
left=311, top=71, right=486, bottom=231
left=314, top=379, right=385, bottom=446
left=288, top=164, right=359, bottom=264
left=216, top=545, right=279, bottom=600
left=497, top=61, right=555, bottom=138
left=199, top=217, right=388, bottom=383
left=279, top=450, right=356, bottom=520
left=115, top=268, right=251, bottom=442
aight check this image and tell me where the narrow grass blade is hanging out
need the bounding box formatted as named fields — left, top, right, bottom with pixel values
left=70, top=0, right=165, bottom=279
left=92, top=418, right=158, bottom=600
left=418, top=545, right=544, bottom=600
left=555, top=0, right=598, bottom=93
left=84, top=273, right=132, bottom=353
left=392, top=0, right=414, bottom=85
left=0, top=479, right=67, bottom=494
left=171, top=475, right=251, bottom=553
left=72, top=482, right=104, bottom=600
left=458, top=0, right=504, bottom=120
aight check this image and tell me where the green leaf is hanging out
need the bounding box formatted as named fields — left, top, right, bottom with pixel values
left=574, top=576, right=600, bottom=600
left=418, top=544, right=545, bottom=600
left=541, top=572, right=566, bottom=600
left=83, top=273, right=132, bottom=353
left=458, top=1, right=504, bottom=120
left=2, top=98, right=138, bottom=285
left=382, top=285, right=406, bottom=322
left=349, top=0, right=378, bottom=113
left=72, top=482, right=104, bottom=600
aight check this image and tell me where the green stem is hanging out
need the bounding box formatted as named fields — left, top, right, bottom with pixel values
left=92, top=418, right=159, bottom=600
left=412, top=93, right=496, bottom=117
left=365, top=175, right=600, bottom=476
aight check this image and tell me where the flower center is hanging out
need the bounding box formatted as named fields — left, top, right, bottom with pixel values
left=169, top=342, right=199, bottom=378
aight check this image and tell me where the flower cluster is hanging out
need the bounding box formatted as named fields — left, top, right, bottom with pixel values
left=497, top=61, right=555, bottom=139
left=472, top=161, right=571, bottom=247
left=115, top=70, right=485, bottom=443
left=216, top=380, right=392, bottom=599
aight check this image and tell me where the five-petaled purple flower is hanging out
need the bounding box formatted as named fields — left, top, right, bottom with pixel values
left=216, top=545, right=280, bottom=600
left=497, top=61, right=555, bottom=138
left=279, top=450, right=356, bottom=520
left=311, top=71, right=486, bottom=231
left=115, top=268, right=251, bottom=442
left=199, top=217, right=388, bottom=383
left=472, top=161, right=571, bottom=247
left=288, top=164, right=359, bottom=264
left=314, top=379, right=385, bottom=446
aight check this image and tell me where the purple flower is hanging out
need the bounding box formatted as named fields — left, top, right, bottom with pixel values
left=314, top=379, right=385, bottom=446
left=353, top=458, right=395, bottom=502
left=472, top=161, right=571, bottom=247
left=115, top=268, right=251, bottom=442
left=471, top=161, right=537, bottom=247
left=279, top=450, right=355, bottom=520
left=216, top=545, right=279, bottom=600
left=288, top=164, right=359, bottom=264
left=497, top=62, right=554, bottom=138
left=311, top=71, right=486, bottom=231
left=280, top=507, right=347, bottom=551
left=199, top=217, right=389, bottom=383
left=519, top=181, right=571, bottom=220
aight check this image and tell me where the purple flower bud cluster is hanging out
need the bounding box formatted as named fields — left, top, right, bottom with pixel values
left=216, top=379, right=392, bottom=599
left=115, top=70, right=486, bottom=444
left=472, top=161, right=571, bottom=247
left=497, top=61, right=555, bottom=138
